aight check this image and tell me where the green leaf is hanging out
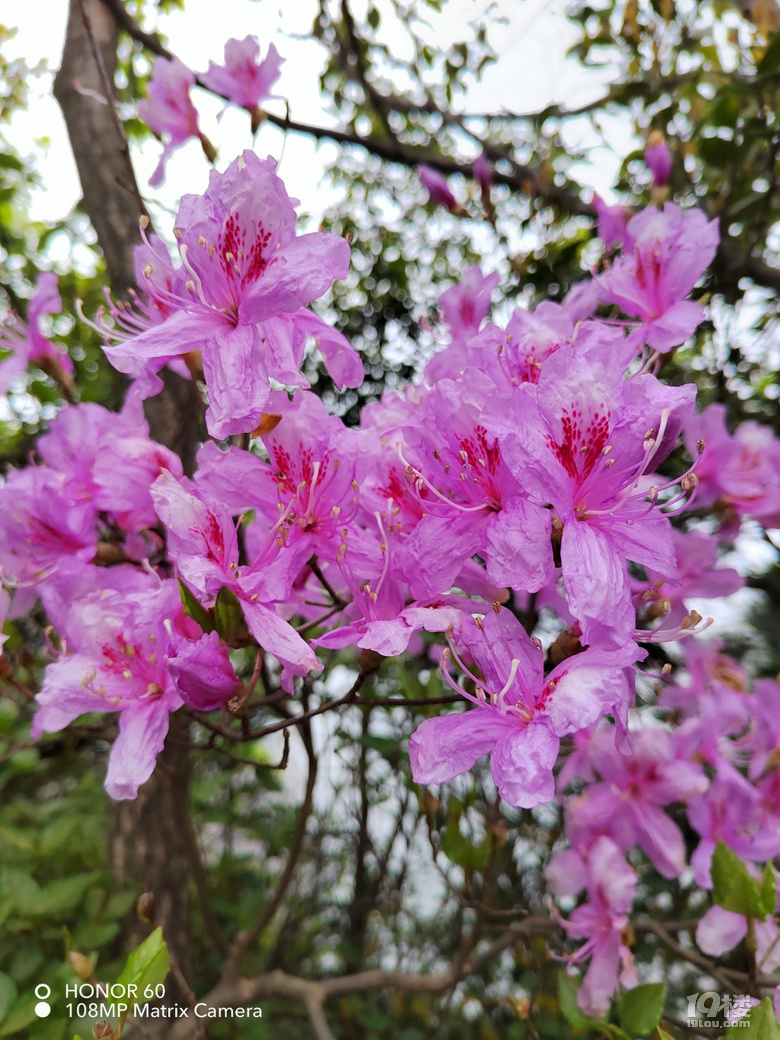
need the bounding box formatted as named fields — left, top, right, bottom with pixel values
left=31, top=873, right=101, bottom=918
left=742, top=997, right=780, bottom=1038
left=759, top=861, right=776, bottom=918
left=116, top=927, right=170, bottom=997
left=711, top=843, right=769, bottom=920
left=616, top=982, right=666, bottom=1035
left=0, top=974, right=16, bottom=1024
left=37, top=816, right=82, bottom=857
left=214, top=586, right=249, bottom=645
left=440, top=815, right=491, bottom=872
left=178, top=580, right=214, bottom=633
left=0, top=994, right=38, bottom=1037
left=558, top=971, right=592, bottom=1028
left=656, top=1030, right=675, bottom=1040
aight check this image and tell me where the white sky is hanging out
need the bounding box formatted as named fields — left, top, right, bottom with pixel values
left=3, top=0, right=624, bottom=230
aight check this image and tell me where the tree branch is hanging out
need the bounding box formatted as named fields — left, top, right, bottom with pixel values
left=168, top=917, right=554, bottom=1040
left=224, top=713, right=319, bottom=969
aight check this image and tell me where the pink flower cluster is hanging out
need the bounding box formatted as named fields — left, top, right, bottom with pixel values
left=139, top=36, right=284, bottom=184
left=5, top=149, right=780, bottom=1021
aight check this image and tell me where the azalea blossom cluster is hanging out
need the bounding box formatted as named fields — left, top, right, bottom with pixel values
left=2, top=113, right=780, bottom=1019
left=140, top=35, right=284, bottom=184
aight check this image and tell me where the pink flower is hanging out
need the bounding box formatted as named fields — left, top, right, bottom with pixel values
left=686, top=403, right=780, bottom=527
left=473, top=152, right=492, bottom=198
left=492, top=302, right=573, bottom=386
left=424, top=266, right=500, bottom=382
left=636, top=527, right=743, bottom=629
left=104, top=152, right=358, bottom=437
left=201, top=37, right=283, bottom=110
left=601, top=203, right=719, bottom=351
left=644, top=131, right=672, bottom=188
left=686, top=766, right=780, bottom=887
left=31, top=577, right=187, bottom=800
left=38, top=398, right=183, bottom=532
left=438, top=266, right=499, bottom=343
left=697, top=905, right=780, bottom=973
left=194, top=390, right=359, bottom=572
left=566, top=725, right=708, bottom=878
left=593, top=194, right=631, bottom=250
left=0, top=467, right=96, bottom=583
left=0, top=272, right=72, bottom=391
left=488, top=340, right=696, bottom=648
left=150, top=470, right=321, bottom=681
left=84, top=235, right=193, bottom=398
left=419, top=166, right=459, bottom=211
left=139, top=56, right=201, bottom=187
left=167, top=629, right=241, bottom=712
left=557, top=836, right=639, bottom=1017
left=409, top=608, right=641, bottom=808
left=397, top=369, right=554, bottom=598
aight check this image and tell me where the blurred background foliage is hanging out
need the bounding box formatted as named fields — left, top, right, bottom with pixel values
left=1, top=0, right=779, bottom=1037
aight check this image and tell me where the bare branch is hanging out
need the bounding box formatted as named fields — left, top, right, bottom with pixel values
left=225, top=713, right=319, bottom=969
left=168, top=917, right=554, bottom=1040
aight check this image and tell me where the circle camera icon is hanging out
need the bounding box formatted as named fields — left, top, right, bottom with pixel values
left=34, top=985, right=51, bottom=1018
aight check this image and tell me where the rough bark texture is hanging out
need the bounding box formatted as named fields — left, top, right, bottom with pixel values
left=54, top=0, right=200, bottom=1013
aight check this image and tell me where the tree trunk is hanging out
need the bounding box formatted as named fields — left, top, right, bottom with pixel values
left=54, top=0, right=201, bottom=1012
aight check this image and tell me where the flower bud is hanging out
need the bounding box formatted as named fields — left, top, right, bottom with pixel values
left=69, top=950, right=96, bottom=980
left=137, top=891, right=156, bottom=923
left=419, top=166, right=458, bottom=212
left=473, top=152, right=492, bottom=199
left=644, top=130, right=672, bottom=189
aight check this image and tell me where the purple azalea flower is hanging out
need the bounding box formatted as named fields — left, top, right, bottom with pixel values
left=104, top=152, right=358, bottom=437
left=566, top=725, right=708, bottom=878
left=139, top=56, right=201, bottom=187
left=38, top=398, right=183, bottom=532
left=558, top=836, right=639, bottom=1018
left=593, top=193, right=632, bottom=251
left=409, top=608, right=641, bottom=808
left=493, top=302, right=574, bottom=386
left=438, top=266, right=499, bottom=343
left=0, top=467, right=97, bottom=584
left=687, top=763, right=780, bottom=887
left=150, top=469, right=321, bottom=681
left=201, top=37, right=284, bottom=110
left=84, top=235, right=194, bottom=398
left=0, top=272, right=72, bottom=391
left=487, top=340, right=696, bottom=648
left=397, top=368, right=554, bottom=599
left=167, top=629, right=242, bottom=712
left=686, top=403, right=780, bottom=527
left=424, top=267, right=501, bottom=383
left=697, top=905, right=780, bottom=973
left=31, top=578, right=187, bottom=800
left=314, top=514, right=467, bottom=658
left=636, top=527, right=743, bottom=629
left=194, top=389, right=359, bottom=573
left=601, top=203, right=719, bottom=351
